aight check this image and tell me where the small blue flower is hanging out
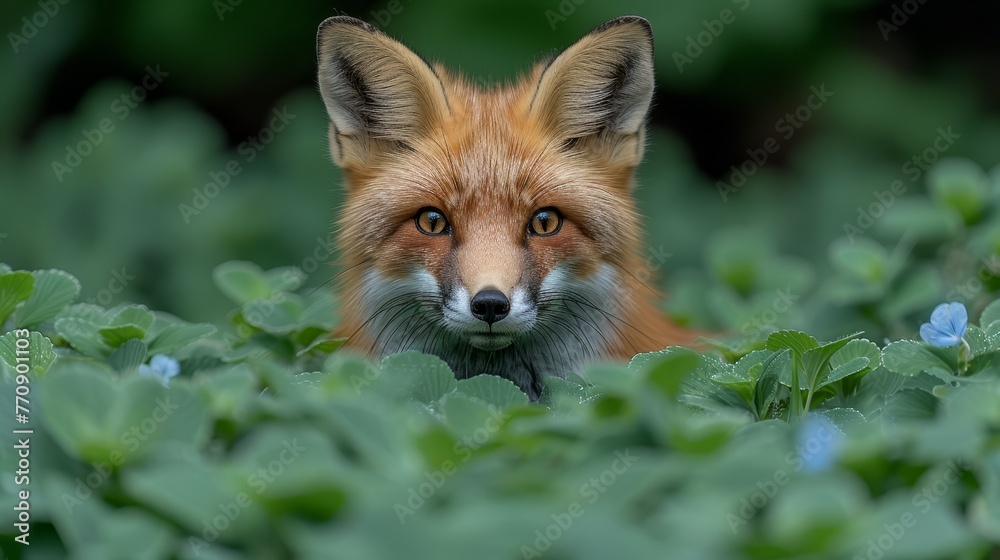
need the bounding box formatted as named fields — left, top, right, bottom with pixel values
left=796, top=414, right=843, bottom=473
left=919, top=302, right=968, bottom=348
left=138, top=354, right=180, bottom=386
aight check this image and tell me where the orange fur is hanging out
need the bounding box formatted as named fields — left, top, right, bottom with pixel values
left=317, top=15, right=699, bottom=398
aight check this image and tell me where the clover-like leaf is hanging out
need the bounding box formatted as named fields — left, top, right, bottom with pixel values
left=882, top=340, right=956, bottom=377
left=456, top=374, right=529, bottom=411
left=14, top=269, right=80, bottom=327
left=213, top=261, right=272, bottom=305
left=0, top=271, right=34, bottom=325
left=0, top=330, right=56, bottom=376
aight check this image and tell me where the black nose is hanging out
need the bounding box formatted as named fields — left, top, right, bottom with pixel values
left=470, top=289, right=510, bottom=325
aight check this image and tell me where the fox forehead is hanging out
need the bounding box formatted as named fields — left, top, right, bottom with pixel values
left=342, top=68, right=635, bottom=244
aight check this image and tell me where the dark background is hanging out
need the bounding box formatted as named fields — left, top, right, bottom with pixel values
left=2, top=0, right=999, bottom=338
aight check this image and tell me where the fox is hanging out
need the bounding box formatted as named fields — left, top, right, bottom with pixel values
left=316, top=14, right=699, bottom=400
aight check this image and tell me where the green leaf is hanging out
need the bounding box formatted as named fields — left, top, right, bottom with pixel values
left=40, top=360, right=209, bottom=464
left=296, top=336, right=347, bottom=358
left=0, top=271, right=34, bottom=325
left=381, top=351, right=456, bottom=403
left=830, top=339, right=881, bottom=372
left=264, top=266, right=307, bottom=293
left=321, top=399, right=416, bottom=473
left=882, top=340, right=956, bottom=377
left=146, top=322, right=216, bottom=355
left=99, top=325, right=147, bottom=348
left=880, top=265, right=943, bottom=320
left=753, top=352, right=787, bottom=420
left=804, top=333, right=882, bottom=391
left=441, top=392, right=502, bottom=441
left=0, top=330, right=56, bottom=376
left=108, top=338, right=148, bottom=373
left=638, top=347, right=702, bottom=397
left=817, top=357, right=869, bottom=389
left=213, top=261, right=272, bottom=305
left=455, top=374, right=529, bottom=410
left=708, top=361, right=753, bottom=403
left=829, top=237, right=889, bottom=285
left=38, top=360, right=119, bottom=461
left=980, top=298, right=1000, bottom=329
left=964, top=325, right=993, bottom=356
left=766, top=330, right=819, bottom=354
left=227, top=426, right=347, bottom=518
left=55, top=317, right=110, bottom=358
left=122, top=451, right=259, bottom=535
left=107, top=305, right=154, bottom=329
left=884, top=388, right=939, bottom=422
left=195, top=364, right=258, bottom=417
left=14, top=269, right=80, bottom=327
left=297, top=289, right=339, bottom=329
left=45, top=481, right=177, bottom=560
left=798, top=332, right=864, bottom=392
left=734, top=350, right=773, bottom=385
left=819, top=407, right=867, bottom=430
left=876, top=197, right=962, bottom=242
left=242, top=294, right=304, bottom=335
left=927, top=156, right=990, bottom=223
left=706, top=230, right=768, bottom=294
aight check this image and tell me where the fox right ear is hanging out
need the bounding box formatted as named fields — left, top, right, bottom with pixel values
left=316, top=16, right=450, bottom=168
left=528, top=16, right=655, bottom=166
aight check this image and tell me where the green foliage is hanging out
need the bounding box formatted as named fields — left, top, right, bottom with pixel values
left=3, top=263, right=1000, bottom=558
left=4, top=1, right=1000, bottom=556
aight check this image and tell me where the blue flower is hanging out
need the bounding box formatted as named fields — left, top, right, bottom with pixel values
left=919, top=302, right=968, bottom=348
left=138, top=354, right=180, bottom=386
left=796, top=414, right=843, bottom=473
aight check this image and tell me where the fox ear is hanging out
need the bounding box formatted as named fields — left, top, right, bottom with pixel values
left=316, top=16, right=450, bottom=167
left=529, top=16, right=655, bottom=164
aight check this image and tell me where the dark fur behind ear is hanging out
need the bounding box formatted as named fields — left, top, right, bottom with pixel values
left=316, top=16, right=450, bottom=166
left=529, top=16, right=655, bottom=159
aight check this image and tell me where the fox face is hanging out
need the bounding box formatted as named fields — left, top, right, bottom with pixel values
left=317, top=15, right=694, bottom=399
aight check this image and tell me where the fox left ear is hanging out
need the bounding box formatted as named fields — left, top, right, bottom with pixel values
left=316, top=16, right=451, bottom=169
left=529, top=16, right=655, bottom=165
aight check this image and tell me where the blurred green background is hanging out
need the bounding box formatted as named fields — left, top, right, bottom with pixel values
left=3, top=0, right=1000, bottom=342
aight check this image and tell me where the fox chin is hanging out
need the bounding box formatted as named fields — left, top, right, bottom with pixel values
left=316, top=14, right=698, bottom=400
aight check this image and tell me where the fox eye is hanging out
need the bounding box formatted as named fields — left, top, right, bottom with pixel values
left=529, top=207, right=562, bottom=236
left=415, top=207, right=449, bottom=235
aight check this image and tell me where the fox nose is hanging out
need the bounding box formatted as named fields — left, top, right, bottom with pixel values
left=470, top=289, right=510, bottom=325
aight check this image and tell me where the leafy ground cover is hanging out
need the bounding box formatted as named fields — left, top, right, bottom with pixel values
left=2, top=258, right=1000, bottom=559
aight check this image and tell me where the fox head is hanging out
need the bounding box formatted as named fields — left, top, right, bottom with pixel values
left=317, top=15, right=690, bottom=399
